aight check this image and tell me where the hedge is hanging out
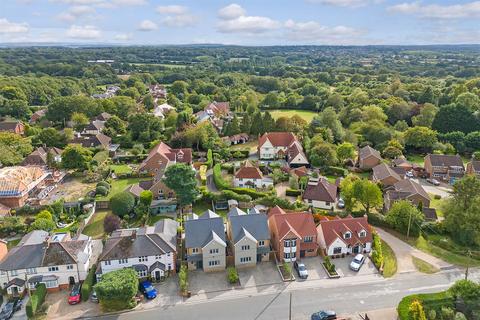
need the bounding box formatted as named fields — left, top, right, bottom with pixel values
left=205, top=149, right=213, bottom=168
left=231, top=150, right=249, bottom=159
left=96, top=181, right=111, bottom=190
left=324, top=166, right=348, bottom=177
left=213, top=164, right=231, bottom=190
left=397, top=291, right=454, bottom=320
left=26, top=283, right=47, bottom=318
left=81, top=264, right=97, bottom=302
left=96, top=185, right=109, bottom=196
left=114, top=154, right=148, bottom=164
left=221, top=190, right=252, bottom=202
left=230, top=187, right=267, bottom=199
left=116, top=172, right=151, bottom=179
left=286, top=189, right=302, bottom=197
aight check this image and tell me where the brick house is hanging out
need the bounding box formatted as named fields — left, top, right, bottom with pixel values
left=267, top=206, right=318, bottom=262
left=424, top=154, right=465, bottom=184
left=0, top=121, right=25, bottom=135
left=258, top=132, right=309, bottom=167
left=233, top=162, right=273, bottom=189
left=384, top=179, right=430, bottom=212
left=302, top=177, right=337, bottom=210
left=372, top=163, right=403, bottom=187
left=357, top=145, right=382, bottom=170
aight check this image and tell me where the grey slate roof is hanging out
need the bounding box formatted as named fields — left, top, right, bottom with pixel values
left=229, top=213, right=270, bottom=244
left=227, top=207, right=247, bottom=218
left=149, top=261, right=166, bottom=272
left=0, top=243, right=45, bottom=270
left=6, top=278, right=25, bottom=288
left=184, top=213, right=225, bottom=248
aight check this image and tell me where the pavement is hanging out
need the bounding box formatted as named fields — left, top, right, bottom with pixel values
left=376, top=228, right=452, bottom=273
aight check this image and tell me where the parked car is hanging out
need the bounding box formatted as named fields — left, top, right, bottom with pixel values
left=405, top=171, right=414, bottom=178
left=293, top=261, right=308, bottom=279
left=349, top=254, right=365, bottom=272
left=337, top=198, right=345, bottom=209
left=68, top=284, right=82, bottom=305
left=90, top=289, right=99, bottom=303
left=426, top=178, right=440, bottom=186
left=0, top=299, right=22, bottom=320
left=311, top=310, right=337, bottom=320
left=139, top=281, right=157, bottom=299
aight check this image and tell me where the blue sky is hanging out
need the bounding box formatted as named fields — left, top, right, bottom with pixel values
left=1, top=0, right=479, bottom=45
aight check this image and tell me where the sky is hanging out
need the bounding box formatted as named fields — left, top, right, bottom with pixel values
left=1, top=0, right=480, bottom=45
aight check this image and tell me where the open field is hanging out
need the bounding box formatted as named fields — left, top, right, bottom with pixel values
left=266, top=109, right=318, bottom=122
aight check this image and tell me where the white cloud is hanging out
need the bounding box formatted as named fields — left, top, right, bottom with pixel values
left=156, top=5, right=188, bottom=15
left=66, top=24, right=101, bottom=39
left=284, top=19, right=363, bottom=43
left=388, top=1, right=480, bottom=19
left=114, top=33, right=132, bottom=41
left=50, top=0, right=146, bottom=7
left=138, top=19, right=158, bottom=31
left=217, top=4, right=280, bottom=34
left=111, top=0, right=146, bottom=5
left=57, top=5, right=96, bottom=22
left=307, top=0, right=380, bottom=7
left=0, top=18, right=29, bottom=34
left=218, top=4, right=245, bottom=19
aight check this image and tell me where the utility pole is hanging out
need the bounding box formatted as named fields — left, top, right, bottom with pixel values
left=465, top=250, right=471, bottom=280
left=289, top=292, right=292, bottom=320
left=406, top=209, right=413, bottom=238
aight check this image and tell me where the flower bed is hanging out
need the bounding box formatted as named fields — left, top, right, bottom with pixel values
left=277, top=263, right=295, bottom=281
left=322, top=256, right=340, bottom=278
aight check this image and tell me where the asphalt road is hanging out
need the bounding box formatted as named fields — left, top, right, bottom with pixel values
left=93, top=268, right=480, bottom=320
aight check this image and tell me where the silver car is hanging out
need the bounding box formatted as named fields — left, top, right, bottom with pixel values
left=294, top=261, right=308, bottom=279
left=349, top=254, right=365, bottom=271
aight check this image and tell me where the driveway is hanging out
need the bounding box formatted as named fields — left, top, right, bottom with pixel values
left=330, top=256, right=379, bottom=277
left=295, top=257, right=329, bottom=281
left=238, top=261, right=283, bottom=288
left=376, top=228, right=452, bottom=274
left=45, top=291, right=101, bottom=320
left=412, top=178, right=451, bottom=198
left=206, top=169, right=219, bottom=193
left=188, top=270, right=233, bottom=294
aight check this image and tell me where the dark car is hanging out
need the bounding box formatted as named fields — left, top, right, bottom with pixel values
left=293, top=261, right=308, bottom=279
left=139, top=281, right=157, bottom=299
left=68, top=284, right=81, bottom=305
left=0, top=299, right=22, bottom=320
left=311, top=310, right=337, bottom=320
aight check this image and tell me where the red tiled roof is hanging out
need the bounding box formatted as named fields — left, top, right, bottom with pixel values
left=258, top=132, right=297, bottom=148
left=319, top=215, right=372, bottom=247
left=142, top=142, right=192, bottom=166
left=268, top=206, right=317, bottom=240
left=303, top=178, right=337, bottom=202
left=235, top=166, right=263, bottom=179
left=359, top=145, right=381, bottom=161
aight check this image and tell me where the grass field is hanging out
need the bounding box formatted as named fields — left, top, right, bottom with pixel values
left=429, top=193, right=445, bottom=217
left=266, top=109, right=318, bottom=122
left=110, top=164, right=133, bottom=175
left=83, top=210, right=111, bottom=239
left=230, top=140, right=258, bottom=152
left=97, top=177, right=149, bottom=200
left=381, top=240, right=398, bottom=278
left=412, top=256, right=440, bottom=274
left=415, top=235, right=480, bottom=267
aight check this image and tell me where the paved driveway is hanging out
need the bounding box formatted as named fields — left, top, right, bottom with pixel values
left=295, top=257, right=329, bottom=281
left=238, top=262, right=283, bottom=288
left=412, top=178, right=451, bottom=198
left=330, top=256, right=378, bottom=277
left=188, top=270, right=233, bottom=294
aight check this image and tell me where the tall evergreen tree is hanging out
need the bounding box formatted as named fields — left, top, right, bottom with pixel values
left=241, top=113, right=251, bottom=134
left=250, top=112, right=264, bottom=136
left=262, top=111, right=276, bottom=133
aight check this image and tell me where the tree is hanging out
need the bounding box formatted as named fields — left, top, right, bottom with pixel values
left=340, top=174, right=360, bottom=212
left=443, top=175, right=480, bottom=246
left=224, top=115, right=241, bottom=136
left=241, top=113, right=251, bottom=134
left=163, top=163, right=198, bottom=209
left=386, top=200, right=424, bottom=237
left=104, top=115, right=126, bottom=136
left=29, top=218, right=56, bottom=232
left=404, top=126, right=437, bottom=151
left=36, top=210, right=53, bottom=221
left=103, top=214, right=121, bottom=234
left=2, top=99, right=30, bottom=120
left=262, top=111, right=276, bottom=133
left=432, top=104, right=480, bottom=134
left=448, top=280, right=480, bottom=316
left=336, top=142, right=356, bottom=163
left=128, top=113, right=162, bottom=143
left=37, top=128, right=67, bottom=148
left=352, top=179, right=382, bottom=214
left=0, top=132, right=33, bottom=166
left=313, top=107, right=344, bottom=142
left=412, top=103, right=438, bottom=127
left=94, top=268, right=138, bottom=312
left=71, top=112, right=90, bottom=132
left=110, top=191, right=135, bottom=217
left=309, top=143, right=338, bottom=168
left=250, top=112, right=264, bottom=136
left=138, top=190, right=153, bottom=225
left=409, top=300, right=427, bottom=320
left=62, top=145, right=92, bottom=170
left=465, top=131, right=480, bottom=151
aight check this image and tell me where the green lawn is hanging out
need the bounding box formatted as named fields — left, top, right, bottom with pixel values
left=266, top=109, right=318, bottom=122
left=229, top=140, right=258, bottom=152
left=192, top=200, right=227, bottom=218
left=7, top=238, right=20, bottom=249
left=412, top=256, right=440, bottom=274
left=415, top=235, right=480, bottom=267
left=83, top=210, right=111, bottom=239
left=381, top=240, right=398, bottom=278
left=353, top=171, right=371, bottom=179
left=428, top=193, right=445, bottom=217
left=54, top=222, right=79, bottom=234
left=110, top=164, right=133, bottom=175
left=97, top=177, right=148, bottom=201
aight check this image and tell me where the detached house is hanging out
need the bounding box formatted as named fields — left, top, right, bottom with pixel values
left=0, top=121, right=25, bottom=135
left=22, top=147, right=63, bottom=167
left=424, top=154, right=465, bottom=184
left=466, top=160, right=480, bottom=177
left=302, top=177, right=337, bottom=210
left=384, top=179, right=430, bottom=211
left=226, top=208, right=270, bottom=268
left=372, top=163, right=403, bottom=187
left=268, top=206, right=318, bottom=262
left=317, top=215, right=372, bottom=257
left=72, top=133, right=111, bottom=149
left=233, top=162, right=273, bottom=189
left=153, top=103, right=175, bottom=119
left=258, top=132, right=309, bottom=167
left=184, top=210, right=226, bottom=272
left=96, top=220, right=177, bottom=281
left=0, top=231, right=96, bottom=296
left=357, top=146, right=382, bottom=170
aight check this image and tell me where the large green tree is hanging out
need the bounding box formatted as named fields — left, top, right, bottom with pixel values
left=352, top=179, right=383, bottom=214
left=61, top=144, right=92, bottom=170
left=163, top=163, right=198, bottom=209
left=386, top=200, right=424, bottom=237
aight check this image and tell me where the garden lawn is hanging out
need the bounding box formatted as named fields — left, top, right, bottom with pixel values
left=428, top=193, right=445, bottom=217
left=110, top=164, right=133, bottom=175
left=7, top=238, right=20, bottom=249
left=406, top=154, right=426, bottom=166
left=229, top=140, right=258, bottom=152
left=412, top=256, right=439, bottom=274
left=381, top=240, right=397, bottom=278
left=54, top=222, right=79, bottom=234
left=97, top=177, right=148, bottom=201
left=415, top=235, right=480, bottom=267
left=266, top=109, right=318, bottom=122
left=192, top=200, right=213, bottom=215
left=83, top=210, right=111, bottom=239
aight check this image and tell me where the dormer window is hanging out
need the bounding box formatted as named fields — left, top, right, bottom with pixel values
left=344, top=232, right=352, bottom=239
left=359, top=230, right=366, bottom=238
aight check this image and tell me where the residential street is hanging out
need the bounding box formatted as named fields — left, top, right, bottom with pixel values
left=93, top=268, right=480, bottom=320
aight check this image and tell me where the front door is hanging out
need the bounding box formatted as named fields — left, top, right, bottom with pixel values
left=69, top=276, right=75, bottom=285
left=353, top=245, right=361, bottom=254
left=300, top=250, right=305, bottom=258
left=155, top=271, right=161, bottom=281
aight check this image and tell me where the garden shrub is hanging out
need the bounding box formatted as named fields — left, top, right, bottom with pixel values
left=96, top=181, right=110, bottom=190
left=325, top=166, right=348, bottom=177
left=371, top=232, right=384, bottom=269
left=220, top=190, right=252, bottom=202
left=178, top=265, right=188, bottom=293
left=94, top=268, right=138, bottom=312
left=110, top=191, right=135, bottom=217
left=81, top=265, right=97, bottom=301
left=227, top=267, right=239, bottom=284
left=205, top=149, right=213, bottom=168
left=26, top=283, right=47, bottom=318
left=397, top=292, right=454, bottom=320
left=434, top=194, right=442, bottom=200
left=286, top=189, right=302, bottom=197
left=213, top=164, right=231, bottom=190
left=96, top=185, right=109, bottom=196
left=230, top=187, right=267, bottom=199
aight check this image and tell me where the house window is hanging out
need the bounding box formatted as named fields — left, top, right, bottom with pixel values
left=48, top=266, right=59, bottom=272
left=333, top=247, right=342, bottom=254
left=137, top=270, right=147, bottom=278
left=10, top=270, right=18, bottom=276
left=326, top=202, right=330, bottom=206
left=104, top=260, right=111, bottom=266
left=192, top=248, right=199, bottom=254
left=167, top=264, right=172, bottom=270
left=26, top=268, right=37, bottom=274
left=45, top=280, right=58, bottom=288
left=284, top=252, right=293, bottom=259
left=241, top=245, right=250, bottom=251
left=66, top=265, right=74, bottom=270
left=155, top=255, right=161, bottom=260
left=344, top=232, right=352, bottom=239
left=258, top=240, right=265, bottom=246
left=208, top=260, right=220, bottom=267
left=118, top=258, right=128, bottom=264
left=240, top=257, right=252, bottom=263
left=304, top=236, right=313, bottom=243
left=209, top=248, right=219, bottom=254
left=359, top=231, right=366, bottom=237
left=166, top=253, right=171, bottom=257
left=138, top=256, right=148, bottom=262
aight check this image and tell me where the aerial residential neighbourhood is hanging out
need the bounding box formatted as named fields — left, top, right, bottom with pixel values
left=1, top=2, right=480, bottom=320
